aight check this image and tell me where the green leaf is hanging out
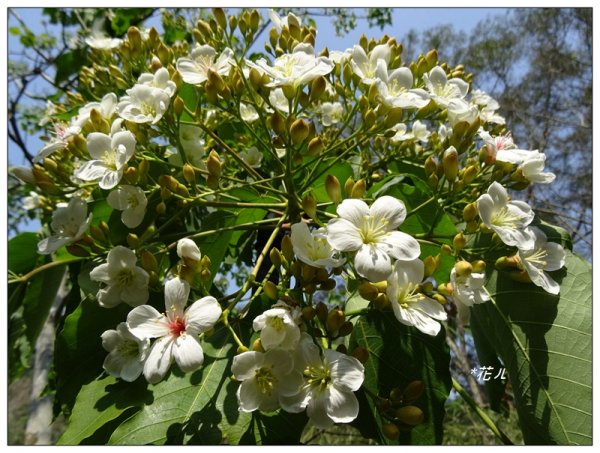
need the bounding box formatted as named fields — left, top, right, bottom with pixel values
left=309, top=161, right=354, bottom=203
left=471, top=252, right=592, bottom=445
left=110, top=8, right=154, bottom=35
left=55, top=49, right=87, bottom=84
left=240, top=411, right=309, bottom=445
left=8, top=232, right=40, bottom=275
left=108, top=325, right=252, bottom=445
left=58, top=375, right=150, bottom=445
left=54, top=297, right=130, bottom=411
left=23, top=264, right=66, bottom=346
left=350, top=311, right=452, bottom=444
left=300, top=422, right=378, bottom=445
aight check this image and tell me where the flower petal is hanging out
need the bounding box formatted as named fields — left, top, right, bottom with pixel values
left=325, top=387, right=359, bottom=424
left=164, top=277, right=189, bottom=317
left=307, top=392, right=334, bottom=429
left=369, top=196, right=407, bottom=230
left=336, top=198, right=370, bottom=226
left=143, top=336, right=174, bottom=384
left=354, top=243, right=393, bottom=282
left=185, top=296, right=222, bottom=335
left=326, top=351, right=364, bottom=392
left=232, top=351, right=262, bottom=380
left=127, top=305, right=170, bottom=339
left=238, top=380, right=262, bottom=412
left=326, top=218, right=362, bottom=252
left=173, top=335, right=204, bottom=372
left=377, top=231, right=420, bottom=261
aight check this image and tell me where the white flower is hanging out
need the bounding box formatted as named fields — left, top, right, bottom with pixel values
left=107, top=185, right=147, bottom=228
left=471, top=89, right=500, bottom=109
left=518, top=155, right=556, bottom=184
left=375, top=65, right=430, bottom=109
left=117, top=84, right=171, bottom=124
left=280, top=334, right=365, bottom=429
left=268, top=9, right=302, bottom=32
left=447, top=98, right=479, bottom=126
left=239, top=103, right=259, bottom=122
left=438, top=123, right=451, bottom=142
left=246, top=44, right=334, bottom=88
left=479, top=106, right=505, bottom=125
left=127, top=277, right=222, bottom=384
left=37, top=197, right=92, bottom=255
left=517, top=227, right=565, bottom=294
left=477, top=182, right=535, bottom=249
left=90, top=246, right=150, bottom=308
left=253, top=303, right=301, bottom=351
left=268, top=88, right=290, bottom=113
left=328, top=49, right=352, bottom=64
left=238, top=146, right=263, bottom=168
left=412, top=120, right=431, bottom=143
left=177, top=238, right=201, bottom=263
left=350, top=44, right=391, bottom=85
left=386, top=259, right=447, bottom=336
left=177, top=124, right=206, bottom=166
left=176, top=45, right=234, bottom=85
left=232, top=349, right=304, bottom=412
left=424, top=66, right=469, bottom=108
left=34, top=123, right=81, bottom=162
left=73, top=93, right=118, bottom=129
left=137, top=67, right=177, bottom=98
left=85, top=34, right=122, bottom=50
left=290, top=222, right=345, bottom=268
left=320, top=102, right=344, bottom=126
left=74, top=130, right=136, bottom=189
left=326, top=196, right=420, bottom=282
left=390, top=120, right=430, bottom=144
left=101, top=322, right=150, bottom=382
left=450, top=267, right=489, bottom=325
left=23, top=191, right=41, bottom=210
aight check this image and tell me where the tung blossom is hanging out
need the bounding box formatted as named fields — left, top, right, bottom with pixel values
left=246, top=44, right=334, bottom=88
left=73, top=92, right=118, bottom=129
left=517, top=227, right=566, bottom=294
left=176, top=45, right=234, bottom=85
left=290, top=222, right=345, bottom=268
left=375, top=65, right=430, bottom=109
left=253, top=302, right=302, bottom=351
left=107, top=185, right=148, bottom=228
left=350, top=44, right=391, bottom=85
left=232, top=349, right=304, bottom=412
left=477, top=182, right=535, bottom=249
left=137, top=67, right=177, bottom=97
left=326, top=196, right=420, bottom=282
left=74, top=130, right=136, bottom=189
left=90, top=246, right=149, bottom=308
left=37, top=197, right=92, bottom=255
left=386, top=259, right=447, bottom=336
left=450, top=267, right=489, bottom=325
left=238, top=146, right=263, bottom=169
left=128, top=277, right=222, bottom=384
left=280, top=334, right=365, bottom=429
left=320, top=102, right=344, bottom=126
left=34, top=123, right=82, bottom=162
left=117, top=84, right=171, bottom=124
left=101, top=322, right=150, bottom=382
left=424, top=66, right=469, bottom=108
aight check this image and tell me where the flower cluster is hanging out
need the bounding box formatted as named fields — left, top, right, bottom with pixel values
left=18, top=8, right=569, bottom=438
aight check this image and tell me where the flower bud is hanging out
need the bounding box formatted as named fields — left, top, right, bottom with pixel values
left=302, top=306, right=315, bottom=321
left=424, top=156, right=437, bottom=176
left=140, top=250, right=159, bottom=274
left=290, top=118, right=309, bottom=145
left=443, top=146, right=459, bottom=182
left=270, top=112, right=286, bottom=136
left=325, top=174, right=342, bottom=204
left=463, top=202, right=477, bottom=222
left=263, top=281, right=278, bottom=300
left=182, top=163, right=196, bottom=184
left=307, top=136, right=324, bottom=156
left=177, top=237, right=201, bottom=263
left=315, top=302, right=328, bottom=323
left=384, top=108, right=403, bottom=128
left=213, top=8, right=227, bottom=30
left=427, top=173, right=439, bottom=190
left=126, top=233, right=140, bottom=249
left=301, top=264, right=316, bottom=283
left=309, top=76, right=326, bottom=101
left=352, top=346, right=369, bottom=364
left=431, top=293, right=447, bottom=305
left=495, top=255, right=521, bottom=270
left=454, top=260, right=472, bottom=277
left=437, top=283, right=453, bottom=296
left=206, top=150, right=222, bottom=177
left=472, top=260, right=486, bottom=273
left=373, top=293, right=389, bottom=310
left=364, top=109, right=377, bottom=128
left=269, top=247, right=282, bottom=268
left=358, top=281, right=379, bottom=301
left=66, top=244, right=89, bottom=257
left=326, top=309, right=345, bottom=333
left=281, top=235, right=294, bottom=262
left=423, top=255, right=439, bottom=278
left=440, top=244, right=453, bottom=255
left=252, top=338, right=265, bottom=352
left=319, top=278, right=337, bottom=291
left=382, top=423, right=400, bottom=440
left=302, top=193, right=317, bottom=219
left=156, top=201, right=167, bottom=215
left=206, top=174, right=219, bottom=190
left=338, top=321, right=353, bottom=337
left=396, top=406, right=424, bottom=426
left=350, top=179, right=366, bottom=199
left=453, top=232, right=466, bottom=251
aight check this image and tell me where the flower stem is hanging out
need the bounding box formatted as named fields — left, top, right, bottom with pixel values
left=452, top=377, right=514, bottom=445
left=221, top=309, right=246, bottom=350
left=13, top=256, right=84, bottom=283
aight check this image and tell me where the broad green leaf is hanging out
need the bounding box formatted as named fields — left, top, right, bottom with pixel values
left=301, top=422, right=378, bottom=445
left=240, top=411, right=309, bottom=445
left=108, top=325, right=252, bottom=445
left=471, top=252, right=591, bottom=445
left=309, top=161, right=354, bottom=203
left=55, top=49, right=87, bottom=84
left=23, top=264, right=66, bottom=346
left=8, top=232, right=40, bottom=275
left=350, top=311, right=452, bottom=444
left=54, top=297, right=129, bottom=411
left=58, top=375, right=150, bottom=445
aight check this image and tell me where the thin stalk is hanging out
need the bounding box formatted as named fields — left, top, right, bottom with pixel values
left=452, top=377, right=514, bottom=445
left=13, top=256, right=86, bottom=284
left=221, top=309, right=246, bottom=350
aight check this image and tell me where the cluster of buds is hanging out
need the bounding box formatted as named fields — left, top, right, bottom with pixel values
left=379, top=380, right=426, bottom=439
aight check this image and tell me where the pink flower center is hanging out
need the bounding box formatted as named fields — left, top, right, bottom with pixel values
left=169, top=317, right=186, bottom=337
